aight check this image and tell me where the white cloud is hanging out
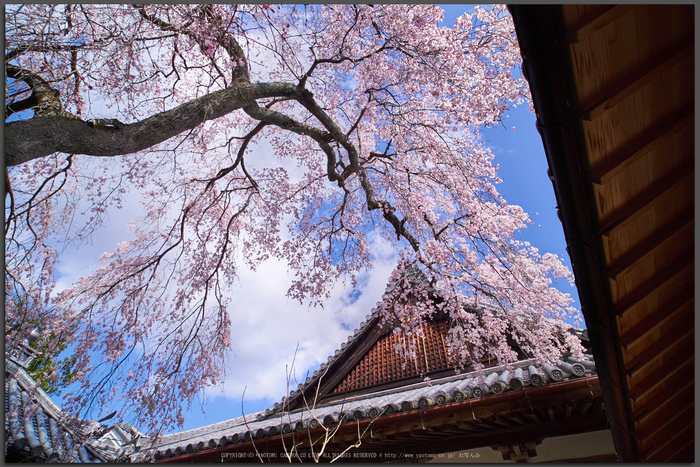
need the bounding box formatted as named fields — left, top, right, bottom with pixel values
left=45, top=138, right=399, bottom=424
left=216, top=232, right=397, bottom=404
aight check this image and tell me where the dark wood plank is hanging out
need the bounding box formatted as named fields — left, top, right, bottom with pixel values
left=665, top=438, right=695, bottom=463
left=635, top=381, right=693, bottom=439
left=382, top=413, right=607, bottom=457
left=507, top=411, right=527, bottom=426
left=566, top=5, right=635, bottom=43
left=607, top=209, right=693, bottom=279
left=645, top=424, right=694, bottom=463
left=614, top=255, right=693, bottom=316
left=453, top=421, right=481, bottom=433
left=600, top=164, right=693, bottom=236
left=625, top=322, right=693, bottom=377
left=578, top=398, right=594, bottom=417
left=620, top=285, right=694, bottom=348
left=578, top=39, right=693, bottom=121
left=629, top=350, right=693, bottom=401
left=639, top=404, right=693, bottom=459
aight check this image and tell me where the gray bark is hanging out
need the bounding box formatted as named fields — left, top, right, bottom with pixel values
left=5, top=81, right=298, bottom=167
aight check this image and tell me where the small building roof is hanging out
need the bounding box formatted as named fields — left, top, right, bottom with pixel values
left=5, top=360, right=144, bottom=463
left=5, top=349, right=146, bottom=463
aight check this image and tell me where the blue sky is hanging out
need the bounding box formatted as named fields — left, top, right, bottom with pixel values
left=12, top=5, right=581, bottom=434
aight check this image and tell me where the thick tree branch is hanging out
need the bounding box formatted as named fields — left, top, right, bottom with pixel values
left=5, top=94, right=38, bottom=118
left=242, top=101, right=344, bottom=186
left=5, top=81, right=298, bottom=166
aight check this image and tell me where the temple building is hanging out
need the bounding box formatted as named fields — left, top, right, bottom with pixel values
left=5, top=280, right=615, bottom=463
left=140, top=279, right=614, bottom=463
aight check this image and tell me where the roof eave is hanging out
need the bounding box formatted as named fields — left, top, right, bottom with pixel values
left=155, top=376, right=604, bottom=463
left=507, top=5, right=639, bottom=462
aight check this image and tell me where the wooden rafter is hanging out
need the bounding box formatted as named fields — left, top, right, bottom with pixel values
left=472, top=418, right=504, bottom=431
left=600, top=164, right=693, bottom=236
left=507, top=411, right=527, bottom=426
left=606, top=209, right=693, bottom=279
left=491, top=414, right=512, bottom=428
left=635, top=360, right=695, bottom=414
left=578, top=398, right=594, bottom=417
left=640, top=404, right=694, bottom=458
left=577, top=39, right=693, bottom=121
left=614, top=255, right=693, bottom=316
left=384, top=413, right=607, bottom=456
left=646, top=423, right=694, bottom=463
left=635, top=381, right=693, bottom=439
left=565, top=401, right=573, bottom=419
left=546, top=405, right=556, bottom=422
left=665, top=436, right=695, bottom=462
left=620, top=286, right=693, bottom=348
left=629, top=352, right=693, bottom=402
left=566, top=5, right=635, bottom=43
left=626, top=327, right=693, bottom=378
left=511, top=4, right=694, bottom=462
left=589, top=105, right=693, bottom=184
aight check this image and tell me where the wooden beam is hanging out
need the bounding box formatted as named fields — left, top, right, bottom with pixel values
left=664, top=438, right=695, bottom=463
left=589, top=105, right=693, bottom=184
left=382, top=413, right=607, bottom=457
left=507, top=412, right=527, bottom=426
left=614, top=255, right=693, bottom=316
left=527, top=411, right=540, bottom=423
left=645, top=424, right=694, bottom=463
left=566, top=5, right=635, bottom=43
left=472, top=419, right=504, bottom=431
left=491, top=415, right=512, bottom=428
left=634, top=356, right=695, bottom=418
left=629, top=351, right=693, bottom=401
left=578, top=39, right=693, bottom=121
left=626, top=325, right=693, bottom=377
left=606, top=209, right=693, bottom=279
left=635, top=380, right=693, bottom=437
left=455, top=421, right=481, bottom=432
left=578, top=398, right=594, bottom=417
left=600, top=165, right=693, bottom=236
left=407, top=428, right=440, bottom=440
left=640, top=404, right=694, bottom=459
left=546, top=405, right=556, bottom=422
left=620, top=286, right=694, bottom=348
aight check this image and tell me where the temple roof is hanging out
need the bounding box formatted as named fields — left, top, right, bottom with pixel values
left=143, top=282, right=596, bottom=462
left=5, top=341, right=147, bottom=463
left=4, top=271, right=596, bottom=463
left=147, top=353, right=597, bottom=461
left=5, top=359, right=144, bottom=463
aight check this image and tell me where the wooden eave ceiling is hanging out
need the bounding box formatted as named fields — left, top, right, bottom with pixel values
left=510, top=4, right=694, bottom=463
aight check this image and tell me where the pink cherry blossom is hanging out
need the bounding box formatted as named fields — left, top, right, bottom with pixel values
left=5, top=4, right=582, bottom=433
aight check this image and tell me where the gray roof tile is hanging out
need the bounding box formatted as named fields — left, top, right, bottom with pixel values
left=5, top=359, right=143, bottom=463
left=149, top=355, right=597, bottom=459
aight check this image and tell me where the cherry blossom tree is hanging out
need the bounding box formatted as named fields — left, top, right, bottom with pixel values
left=5, top=4, right=582, bottom=432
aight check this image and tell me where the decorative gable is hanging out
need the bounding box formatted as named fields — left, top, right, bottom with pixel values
left=259, top=267, right=583, bottom=420
left=270, top=307, right=535, bottom=415
left=330, top=320, right=455, bottom=395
